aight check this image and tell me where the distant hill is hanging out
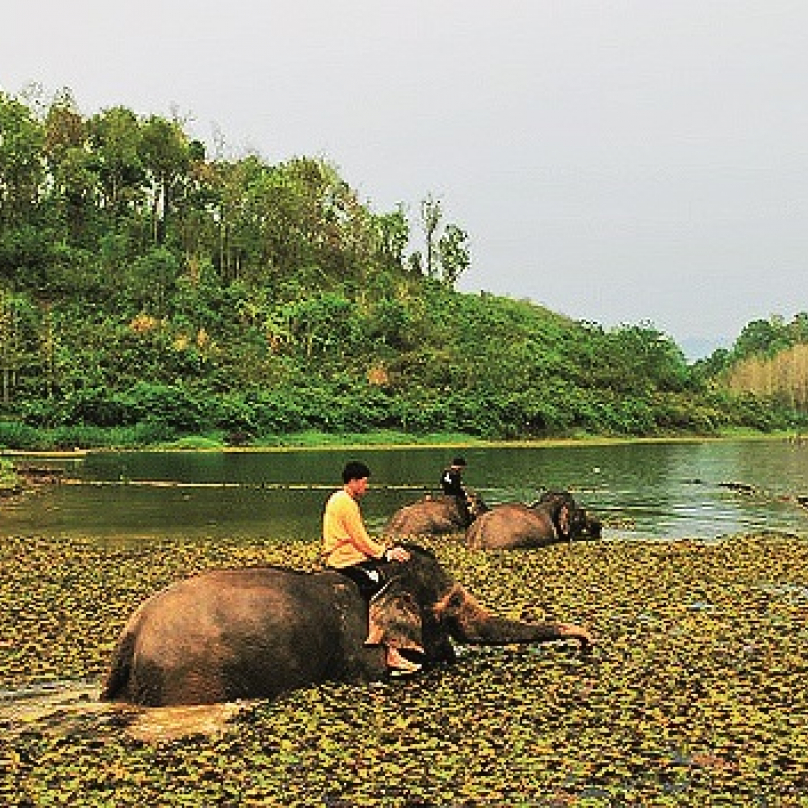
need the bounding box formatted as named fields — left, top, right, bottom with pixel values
left=0, top=89, right=805, bottom=447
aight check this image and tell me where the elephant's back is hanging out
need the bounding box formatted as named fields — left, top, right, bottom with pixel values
left=384, top=503, right=422, bottom=534
left=134, top=567, right=351, bottom=641
left=466, top=503, right=556, bottom=549
left=385, top=497, right=460, bottom=536
left=118, top=567, right=362, bottom=705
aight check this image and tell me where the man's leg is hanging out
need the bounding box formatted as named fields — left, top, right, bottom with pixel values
left=331, top=564, right=422, bottom=674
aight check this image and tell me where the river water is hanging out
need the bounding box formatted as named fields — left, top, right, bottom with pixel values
left=1, top=438, right=807, bottom=742
left=2, top=439, right=807, bottom=543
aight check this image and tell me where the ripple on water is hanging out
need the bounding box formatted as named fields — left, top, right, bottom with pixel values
left=0, top=678, right=249, bottom=743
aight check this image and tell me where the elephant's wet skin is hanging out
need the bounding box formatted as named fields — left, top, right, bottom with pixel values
left=466, top=491, right=601, bottom=550
left=102, top=568, right=386, bottom=706
left=101, top=545, right=592, bottom=706
left=383, top=493, right=488, bottom=537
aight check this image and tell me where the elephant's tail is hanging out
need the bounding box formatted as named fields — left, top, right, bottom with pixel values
left=99, top=631, right=136, bottom=702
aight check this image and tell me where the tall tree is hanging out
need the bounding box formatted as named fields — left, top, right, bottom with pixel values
left=88, top=106, right=145, bottom=219
left=0, top=289, right=37, bottom=406
left=438, top=223, right=470, bottom=287
left=0, top=91, right=45, bottom=226
left=415, top=195, right=470, bottom=286
left=375, top=206, right=409, bottom=271
left=419, top=194, right=442, bottom=278
left=139, top=115, right=191, bottom=244
left=733, top=316, right=791, bottom=359
left=44, top=89, right=95, bottom=241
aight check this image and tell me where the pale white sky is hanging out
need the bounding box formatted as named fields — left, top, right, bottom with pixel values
left=3, top=1, right=807, bottom=357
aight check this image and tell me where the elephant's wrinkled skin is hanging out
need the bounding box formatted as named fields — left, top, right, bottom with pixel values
left=383, top=493, right=488, bottom=537
left=533, top=491, right=602, bottom=541
left=466, top=491, right=601, bottom=550
left=101, top=545, right=591, bottom=706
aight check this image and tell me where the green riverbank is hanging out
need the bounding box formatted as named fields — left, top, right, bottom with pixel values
left=2, top=425, right=798, bottom=455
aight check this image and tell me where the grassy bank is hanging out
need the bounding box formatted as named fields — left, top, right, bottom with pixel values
left=2, top=531, right=807, bottom=805
left=0, top=424, right=798, bottom=457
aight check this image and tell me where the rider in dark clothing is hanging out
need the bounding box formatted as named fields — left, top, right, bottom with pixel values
left=441, top=457, right=471, bottom=521
left=440, top=457, right=467, bottom=496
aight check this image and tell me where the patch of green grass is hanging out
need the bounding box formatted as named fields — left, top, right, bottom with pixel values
left=164, top=435, right=225, bottom=450
left=0, top=458, right=21, bottom=493
left=252, top=429, right=486, bottom=449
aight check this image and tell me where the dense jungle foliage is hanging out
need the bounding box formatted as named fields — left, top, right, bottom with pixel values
left=1, top=87, right=806, bottom=448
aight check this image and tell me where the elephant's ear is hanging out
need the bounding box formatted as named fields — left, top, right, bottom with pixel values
left=544, top=493, right=574, bottom=538
left=554, top=503, right=571, bottom=538
left=366, top=585, right=424, bottom=654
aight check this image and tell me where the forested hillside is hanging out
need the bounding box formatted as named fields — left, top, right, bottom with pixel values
left=695, top=315, right=808, bottom=414
left=1, top=88, right=805, bottom=448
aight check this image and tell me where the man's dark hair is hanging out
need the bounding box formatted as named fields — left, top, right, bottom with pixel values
left=451, top=457, right=467, bottom=467
left=342, top=461, right=371, bottom=483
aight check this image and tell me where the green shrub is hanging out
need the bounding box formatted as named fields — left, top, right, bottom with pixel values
left=0, top=421, right=42, bottom=450
left=125, top=382, right=207, bottom=432
left=0, top=457, right=21, bottom=491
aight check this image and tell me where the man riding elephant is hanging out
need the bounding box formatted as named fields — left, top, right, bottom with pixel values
left=440, top=456, right=472, bottom=522
left=322, top=460, right=422, bottom=674
left=101, top=542, right=594, bottom=706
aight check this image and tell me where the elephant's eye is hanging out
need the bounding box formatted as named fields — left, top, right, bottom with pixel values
left=443, top=590, right=464, bottom=610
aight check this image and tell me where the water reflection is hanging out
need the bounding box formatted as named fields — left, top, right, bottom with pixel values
left=2, top=441, right=807, bottom=543
left=0, top=678, right=245, bottom=743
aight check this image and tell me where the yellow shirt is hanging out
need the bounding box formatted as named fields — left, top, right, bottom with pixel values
left=322, top=488, right=386, bottom=568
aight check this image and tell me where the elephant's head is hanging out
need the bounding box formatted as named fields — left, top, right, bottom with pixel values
left=582, top=514, right=602, bottom=539
left=532, top=490, right=601, bottom=541
left=379, top=544, right=592, bottom=660
left=533, top=491, right=577, bottom=539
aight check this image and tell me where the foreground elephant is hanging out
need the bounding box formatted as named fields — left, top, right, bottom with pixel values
left=466, top=491, right=602, bottom=550
left=383, top=492, right=489, bottom=537
left=101, top=544, right=592, bottom=706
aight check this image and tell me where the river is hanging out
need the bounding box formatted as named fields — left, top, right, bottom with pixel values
left=2, top=439, right=807, bottom=544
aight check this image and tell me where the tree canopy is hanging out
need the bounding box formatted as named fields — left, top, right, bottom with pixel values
left=0, top=88, right=805, bottom=448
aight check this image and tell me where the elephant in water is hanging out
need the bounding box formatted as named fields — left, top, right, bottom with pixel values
left=466, top=491, right=602, bottom=550
left=383, top=492, right=489, bottom=537
left=101, top=544, right=592, bottom=706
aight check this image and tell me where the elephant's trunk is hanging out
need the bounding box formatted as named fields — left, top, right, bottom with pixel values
left=586, top=517, right=603, bottom=539
left=433, top=584, right=591, bottom=649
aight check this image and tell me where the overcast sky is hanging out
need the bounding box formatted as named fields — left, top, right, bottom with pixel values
left=3, top=1, right=807, bottom=357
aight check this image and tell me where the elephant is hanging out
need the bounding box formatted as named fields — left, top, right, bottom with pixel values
left=100, top=544, right=592, bottom=706
left=466, top=491, right=602, bottom=550
left=383, top=492, right=489, bottom=537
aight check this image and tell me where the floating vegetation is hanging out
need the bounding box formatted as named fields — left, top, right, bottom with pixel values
left=1, top=531, right=807, bottom=805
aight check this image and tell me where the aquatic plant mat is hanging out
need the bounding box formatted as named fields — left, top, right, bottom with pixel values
left=1, top=531, right=807, bottom=806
